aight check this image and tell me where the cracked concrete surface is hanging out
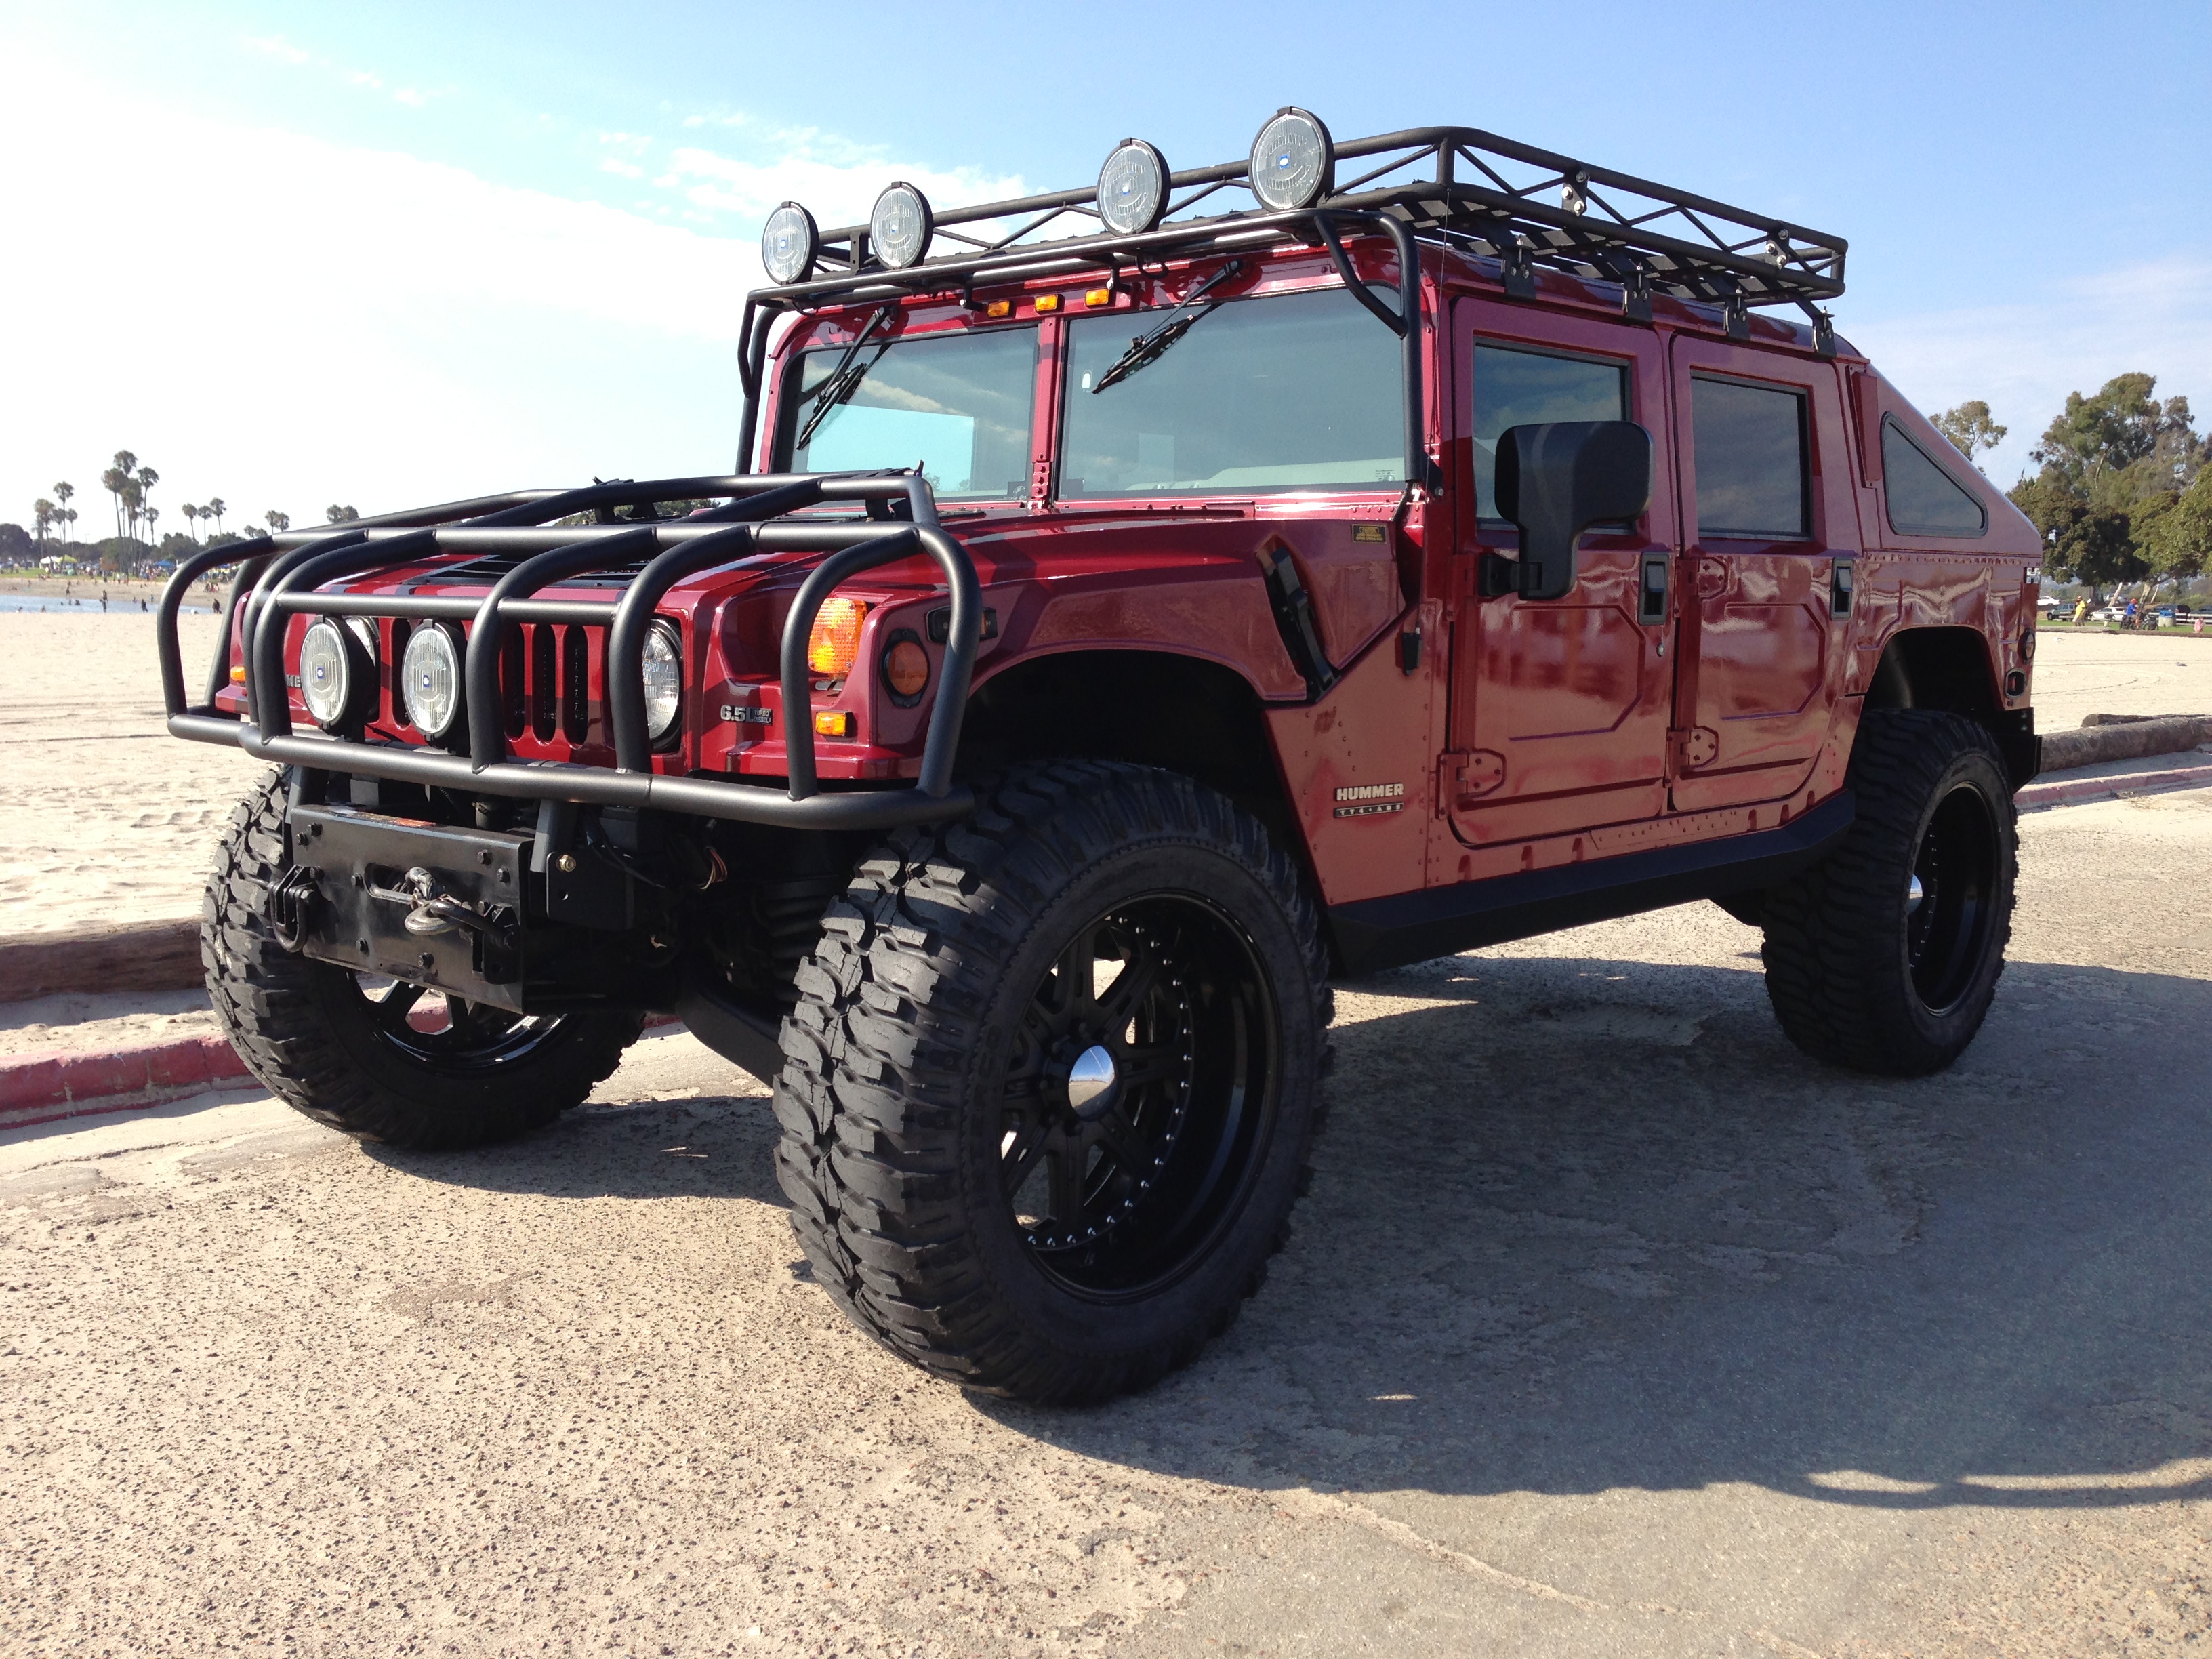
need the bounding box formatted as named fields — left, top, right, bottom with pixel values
left=5, top=788, right=2212, bottom=1656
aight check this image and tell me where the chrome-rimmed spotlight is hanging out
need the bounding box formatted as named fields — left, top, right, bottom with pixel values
left=299, top=617, right=368, bottom=731
left=1248, top=107, right=1334, bottom=212
left=642, top=619, right=683, bottom=746
left=869, top=182, right=933, bottom=270
left=1096, top=138, right=1170, bottom=237
left=761, top=201, right=819, bottom=285
left=401, top=621, right=466, bottom=745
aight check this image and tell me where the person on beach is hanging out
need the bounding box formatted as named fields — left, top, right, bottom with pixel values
left=2072, top=596, right=2089, bottom=626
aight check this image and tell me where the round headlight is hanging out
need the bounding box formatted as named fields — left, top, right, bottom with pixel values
left=299, top=619, right=353, bottom=729
left=642, top=620, right=682, bottom=745
left=401, top=623, right=464, bottom=743
left=761, top=201, right=818, bottom=285
left=869, top=182, right=933, bottom=270
left=1097, top=138, right=1170, bottom=237
left=1248, top=108, right=1334, bottom=212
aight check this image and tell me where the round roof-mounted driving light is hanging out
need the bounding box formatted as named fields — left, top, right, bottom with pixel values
left=642, top=619, right=683, bottom=746
left=299, top=618, right=360, bottom=731
left=1096, top=138, right=1170, bottom=237
left=869, top=182, right=933, bottom=270
left=1248, top=107, right=1334, bottom=212
left=401, top=621, right=466, bottom=745
left=761, top=201, right=819, bottom=285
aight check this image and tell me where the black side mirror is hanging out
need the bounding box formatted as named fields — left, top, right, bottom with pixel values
left=1495, top=421, right=1653, bottom=602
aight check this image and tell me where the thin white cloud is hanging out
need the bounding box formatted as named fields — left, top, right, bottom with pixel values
left=1848, top=258, right=2212, bottom=483
left=662, top=142, right=1027, bottom=231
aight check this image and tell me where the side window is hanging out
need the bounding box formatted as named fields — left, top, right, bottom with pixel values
left=1692, top=375, right=1808, bottom=540
left=1473, top=343, right=1629, bottom=519
left=1882, top=419, right=1988, bottom=536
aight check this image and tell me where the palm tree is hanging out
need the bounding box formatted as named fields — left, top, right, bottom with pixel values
left=207, top=497, right=226, bottom=537
left=135, top=466, right=159, bottom=544
left=102, top=453, right=136, bottom=538
left=33, top=499, right=54, bottom=550
left=325, top=504, right=360, bottom=523
left=144, top=504, right=160, bottom=548
left=181, top=502, right=200, bottom=542
left=52, top=482, right=74, bottom=543
left=265, top=509, right=291, bottom=534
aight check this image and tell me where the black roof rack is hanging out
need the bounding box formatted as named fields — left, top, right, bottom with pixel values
left=752, top=125, right=1845, bottom=316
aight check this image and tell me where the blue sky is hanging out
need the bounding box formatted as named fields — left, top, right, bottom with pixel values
left=2, top=0, right=2206, bottom=534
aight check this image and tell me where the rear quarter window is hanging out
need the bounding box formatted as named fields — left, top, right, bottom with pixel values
left=1882, top=419, right=1988, bottom=537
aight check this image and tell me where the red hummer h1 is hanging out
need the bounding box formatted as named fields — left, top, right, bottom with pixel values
left=161, top=117, right=2040, bottom=1402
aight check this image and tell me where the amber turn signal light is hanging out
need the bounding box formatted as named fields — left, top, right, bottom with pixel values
left=1084, top=289, right=1112, bottom=307
left=806, top=596, right=867, bottom=676
left=883, top=638, right=930, bottom=699
left=230, top=665, right=247, bottom=684
left=984, top=299, right=1012, bottom=319
left=1033, top=293, right=1061, bottom=312
left=814, top=710, right=855, bottom=738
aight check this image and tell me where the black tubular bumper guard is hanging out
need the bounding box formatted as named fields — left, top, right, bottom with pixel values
left=156, top=472, right=983, bottom=831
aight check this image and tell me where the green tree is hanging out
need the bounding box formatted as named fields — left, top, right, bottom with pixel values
left=206, top=497, right=226, bottom=536
left=33, top=499, right=55, bottom=549
left=2140, top=468, right=2212, bottom=582
left=1931, top=401, right=2007, bottom=470
left=2009, top=373, right=2203, bottom=601
left=180, top=501, right=200, bottom=542
left=325, top=504, right=360, bottom=523
left=265, top=509, right=291, bottom=534
left=2010, top=473, right=2142, bottom=601
left=135, top=466, right=159, bottom=542
left=52, top=481, right=74, bottom=543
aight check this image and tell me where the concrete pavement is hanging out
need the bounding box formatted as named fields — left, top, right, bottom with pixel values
left=5, top=787, right=2211, bottom=1656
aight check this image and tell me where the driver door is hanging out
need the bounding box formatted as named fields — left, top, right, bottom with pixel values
left=1446, top=300, right=1677, bottom=846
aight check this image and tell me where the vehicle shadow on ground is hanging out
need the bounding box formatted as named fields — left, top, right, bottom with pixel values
left=371, top=945, right=2212, bottom=1514
left=981, top=949, right=2212, bottom=1514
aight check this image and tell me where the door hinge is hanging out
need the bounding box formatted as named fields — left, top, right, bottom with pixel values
left=1670, top=727, right=1719, bottom=769
left=1437, top=750, right=1506, bottom=813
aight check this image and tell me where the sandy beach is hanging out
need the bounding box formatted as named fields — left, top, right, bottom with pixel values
left=0, top=613, right=2204, bottom=939
left=0, top=611, right=260, bottom=933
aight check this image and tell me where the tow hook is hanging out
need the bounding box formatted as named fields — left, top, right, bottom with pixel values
left=268, top=865, right=320, bottom=954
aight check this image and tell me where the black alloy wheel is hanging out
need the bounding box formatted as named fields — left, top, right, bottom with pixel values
left=348, top=975, right=578, bottom=1075
left=1000, top=897, right=1278, bottom=1298
left=1904, top=784, right=2002, bottom=1015
left=773, top=760, right=1334, bottom=1404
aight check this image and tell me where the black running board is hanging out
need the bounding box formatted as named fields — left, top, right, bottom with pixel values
left=1325, top=791, right=1856, bottom=977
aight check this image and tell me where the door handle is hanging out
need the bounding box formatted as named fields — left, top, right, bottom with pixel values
left=1639, top=553, right=1670, bottom=624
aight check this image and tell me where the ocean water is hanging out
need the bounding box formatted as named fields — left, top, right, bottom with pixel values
left=0, top=594, right=219, bottom=615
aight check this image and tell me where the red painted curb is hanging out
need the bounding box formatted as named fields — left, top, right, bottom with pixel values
left=2018, top=761, right=2212, bottom=811
left=0, top=1033, right=254, bottom=1131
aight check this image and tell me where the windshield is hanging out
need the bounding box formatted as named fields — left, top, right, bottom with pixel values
left=1060, top=286, right=1403, bottom=497
left=777, top=324, right=1037, bottom=501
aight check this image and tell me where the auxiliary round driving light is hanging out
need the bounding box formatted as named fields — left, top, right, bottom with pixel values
left=642, top=619, right=683, bottom=745
left=299, top=618, right=361, bottom=731
left=869, top=182, right=934, bottom=270
left=1248, top=107, right=1334, bottom=212
left=1097, top=138, right=1170, bottom=237
left=761, top=201, right=819, bottom=285
left=401, top=621, right=466, bottom=744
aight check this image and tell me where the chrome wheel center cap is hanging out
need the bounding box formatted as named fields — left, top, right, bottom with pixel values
left=1067, top=1044, right=1118, bottom=1118
left=1907, top=874, right=1927, bottom=914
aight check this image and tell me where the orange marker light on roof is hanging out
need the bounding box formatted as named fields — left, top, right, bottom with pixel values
left=1084, top=289, right=1113, bottom=308
left=806, top=596, right=867, bottom=676
left=1033, top=293, right=1061, bottom=312
left=984, top=299, right=1012, bottom=319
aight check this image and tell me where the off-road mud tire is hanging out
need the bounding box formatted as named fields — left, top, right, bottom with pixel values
left=203, top=770, right=642, bottom=1148
left=772, top=761, right=1334, bottom=1404
left=1761, top=709, right=2016, bottom=1075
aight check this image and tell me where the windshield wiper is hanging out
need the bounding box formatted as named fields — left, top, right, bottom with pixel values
left=796, top=306, right=893, bottom=449
left=1088, top=260, right=1244, bottom=396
